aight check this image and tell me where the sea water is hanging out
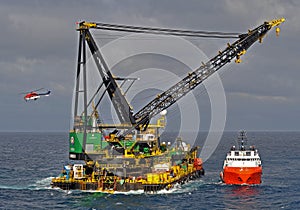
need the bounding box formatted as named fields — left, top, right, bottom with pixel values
left=0, top=131, right=299, bottom=209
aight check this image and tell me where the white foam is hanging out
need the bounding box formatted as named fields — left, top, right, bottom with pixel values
left=0, top=185, right=27, bottom=190
left=27, top=176, right=55, bottom=190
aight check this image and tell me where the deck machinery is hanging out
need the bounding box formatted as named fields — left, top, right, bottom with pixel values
left=51, top=18, right=284, bottom=193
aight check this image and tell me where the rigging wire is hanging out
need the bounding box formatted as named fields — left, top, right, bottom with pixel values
left=93, top=22, right=241, bottom=39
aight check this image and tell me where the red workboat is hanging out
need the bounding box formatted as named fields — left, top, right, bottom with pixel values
left=220, top=131, right=262, bottom=185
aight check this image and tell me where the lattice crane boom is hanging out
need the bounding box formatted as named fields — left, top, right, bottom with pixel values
left=132, top=18, right=285, bottom=130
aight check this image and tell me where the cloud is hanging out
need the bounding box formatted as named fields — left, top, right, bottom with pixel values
left=229, top=91, right=289, bottom=102
left=0, top=0, right=299, bottom=131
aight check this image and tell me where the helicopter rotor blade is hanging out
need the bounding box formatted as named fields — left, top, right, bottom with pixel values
left=19, top=88, right=44, bottom=95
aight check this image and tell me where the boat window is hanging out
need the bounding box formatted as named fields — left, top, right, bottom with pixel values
left=246, top=152, right=251, bottom=156
left=235, top=152, right=239, bottom=156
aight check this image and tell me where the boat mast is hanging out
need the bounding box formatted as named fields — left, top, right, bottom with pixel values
left=238, top=130, right=247, bottom=150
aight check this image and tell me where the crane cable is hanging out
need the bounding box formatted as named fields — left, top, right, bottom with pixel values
left=92, top=22, right=240, bottom=39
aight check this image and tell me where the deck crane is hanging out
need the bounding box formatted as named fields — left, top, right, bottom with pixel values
left=73, top=18, right=284, bottom=158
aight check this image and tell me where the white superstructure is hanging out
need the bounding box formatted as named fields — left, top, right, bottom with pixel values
left=223, top=146, right=262, bottom=168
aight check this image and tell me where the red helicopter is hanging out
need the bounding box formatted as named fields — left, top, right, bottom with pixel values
left=22, top=88, right=51, bottom=101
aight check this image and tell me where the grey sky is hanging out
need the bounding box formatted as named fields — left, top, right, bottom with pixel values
left=0, top=0, right=299, bottom=131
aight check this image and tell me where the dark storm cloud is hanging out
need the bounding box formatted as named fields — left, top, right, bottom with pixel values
left=0, top=0, right=299, bottom=131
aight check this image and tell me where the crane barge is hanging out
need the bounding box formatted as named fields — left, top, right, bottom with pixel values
left=51, top=18, right=284, bottom=193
